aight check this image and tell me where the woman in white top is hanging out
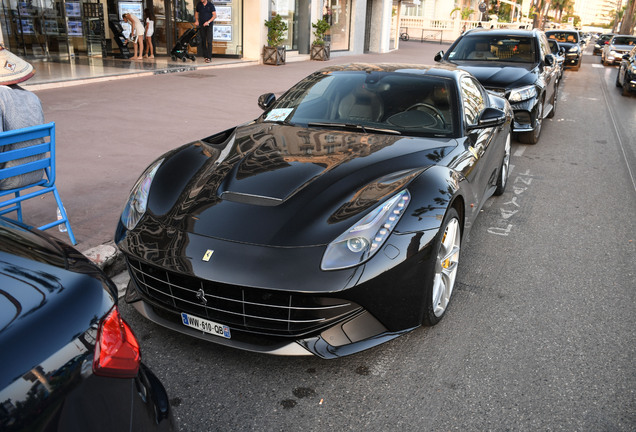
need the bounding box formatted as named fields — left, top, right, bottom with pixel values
left=144, top=8, right=155, bottom=58
left=123, top=13, right=144, bottom=60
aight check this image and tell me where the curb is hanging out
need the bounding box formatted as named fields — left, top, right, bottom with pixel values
left=83, top=241, right=126, bottom=278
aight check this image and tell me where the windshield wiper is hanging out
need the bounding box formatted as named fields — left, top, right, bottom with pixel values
left=307, top=122, right=401, bottom=135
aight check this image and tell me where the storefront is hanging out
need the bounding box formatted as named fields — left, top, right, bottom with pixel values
left=0, top=0, right=106, bottom=58
left=0, top=0, right=244, bottom=59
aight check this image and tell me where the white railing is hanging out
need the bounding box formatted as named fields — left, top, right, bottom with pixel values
left=398, top=17, right=533, bottom=43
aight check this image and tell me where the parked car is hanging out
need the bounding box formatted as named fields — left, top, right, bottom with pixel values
left=545, top=30, right=582, bottom=70
left=616, top=46, right=636, bottom=96
left=434, top=28, right=559, bottom=144
left=548, top=39, right=565, bottom=80
left=593, top=33, right=614, bottom=55
left=602, top=35, right=636, bottom=65
left=0, top=218, right=175, bottom=431
left=115, top=63, right=513, bottom=359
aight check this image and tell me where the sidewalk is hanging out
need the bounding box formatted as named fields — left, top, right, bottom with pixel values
left=17, top=41, right=449, bottom=282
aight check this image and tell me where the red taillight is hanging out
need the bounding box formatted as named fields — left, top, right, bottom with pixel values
left=93, top=306, right=141, bottom=378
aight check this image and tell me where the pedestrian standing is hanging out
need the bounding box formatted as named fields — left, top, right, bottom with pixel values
left=123, top=13, right=144, bottom=60
left=0, top=45, right=46, bottom=189
left=144, top=8, right=155, bottom=58
left=194, top=0, right=216, bottom=63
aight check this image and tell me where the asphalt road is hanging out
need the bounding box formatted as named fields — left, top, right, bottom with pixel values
left=35, top=42, right=635, bottom=430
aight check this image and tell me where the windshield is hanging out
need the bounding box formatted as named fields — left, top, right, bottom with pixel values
left=612, top=36, right=636, bottom=46
left=546, top=32, right=579, bottom=43
left=448, top=35, right=536, bottom=63
left=260, top=70, right=457, bottom=138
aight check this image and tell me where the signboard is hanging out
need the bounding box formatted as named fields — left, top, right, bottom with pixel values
left=478, top=2, right=487, bottom=13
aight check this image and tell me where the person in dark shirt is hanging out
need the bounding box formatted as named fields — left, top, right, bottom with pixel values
left=195, top=0, right=216, bottom=63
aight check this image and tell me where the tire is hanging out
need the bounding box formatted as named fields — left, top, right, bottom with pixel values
left=494, top=132, right=511, bottom=196
left=616, top=67, right=622, bottom=87
left=518, top=97, right=543, bottom=144
left=622, top=80, right=631, bottom=97
left=422, top=207, right=461, bottom=326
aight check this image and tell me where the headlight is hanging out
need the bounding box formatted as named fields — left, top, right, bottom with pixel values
left=121, top=158, right=163, bottom=230
left=508, top=85, right=537, bottom=103
left=610, top=50, right=617, bottom=56
left=568, top=46, right=579, bottom=53
left=594, top=44, right=600, bottom=48
left=321, top=190, right=410, bottom=270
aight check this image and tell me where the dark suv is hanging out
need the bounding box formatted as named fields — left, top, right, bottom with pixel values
left=434, top=28, right=559, bottom=144
left=546, top=30, right=583, bottom=70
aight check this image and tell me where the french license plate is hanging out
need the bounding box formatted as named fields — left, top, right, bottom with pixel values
left=181, top=313, right=231, bottom=339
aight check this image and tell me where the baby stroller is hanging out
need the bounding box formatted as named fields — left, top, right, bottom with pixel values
left=171, top=25, right=200, bottom=62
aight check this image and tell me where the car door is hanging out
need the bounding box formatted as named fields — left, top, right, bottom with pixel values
left=538, top=33, right=557, bottom=104
left=458, top=76, right=500, bottom=212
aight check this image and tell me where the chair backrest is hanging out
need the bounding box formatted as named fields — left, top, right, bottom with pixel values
left=0, top=122, right=54, bottom=191
left=338, top=87, right=384, bottom=122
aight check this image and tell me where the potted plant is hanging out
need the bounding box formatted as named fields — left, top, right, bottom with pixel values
left=310, top=18, right=331, bottom=61
left=263, top=14, right=288, bottom=65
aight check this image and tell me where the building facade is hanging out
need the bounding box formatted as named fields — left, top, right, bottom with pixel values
left=0, top=0, right=396, bottom=62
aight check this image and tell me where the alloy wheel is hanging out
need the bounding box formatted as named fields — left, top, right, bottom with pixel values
left=432, top=217, right=461, bottom=317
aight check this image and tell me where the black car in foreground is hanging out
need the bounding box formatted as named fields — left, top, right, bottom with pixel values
left=616, top=46, right=636, bottom=96
left=0, top=218, right=175, bottom=431
left=115, top=63, right=513, bottom=359
left=434, top=28, right=559, bottom=144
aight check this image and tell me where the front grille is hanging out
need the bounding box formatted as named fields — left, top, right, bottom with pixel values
left=127, top=258, right=361, bottom=337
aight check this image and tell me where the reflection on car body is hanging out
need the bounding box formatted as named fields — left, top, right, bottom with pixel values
left=115, top=63, right=513, bottom=359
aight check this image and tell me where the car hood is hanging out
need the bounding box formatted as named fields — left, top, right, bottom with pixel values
left=446, top=61, right=537, bottom=90
left=142, top=123, right=457, bottom=246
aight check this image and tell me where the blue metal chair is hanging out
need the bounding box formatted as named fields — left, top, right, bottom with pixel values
left=0, top=122, right=76, bottom=245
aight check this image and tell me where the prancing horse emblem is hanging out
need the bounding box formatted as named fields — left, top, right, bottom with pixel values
left=202, top=249, right=214, bottom=262
left=196, top=288, right=207, bottom=305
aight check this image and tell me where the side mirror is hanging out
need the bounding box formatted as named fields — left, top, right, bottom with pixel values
left=544, top=54, right=555, bottom=66
left=434, top=51, right=444, bottom=62
left=258, top=93, right=276, bottom=110
left=468, top=107, right=507, bottom=130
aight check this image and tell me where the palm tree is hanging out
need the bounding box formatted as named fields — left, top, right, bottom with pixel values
left=619, top=0, right=636, bottom=35
left=450, top=6, right=476, bottom=20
